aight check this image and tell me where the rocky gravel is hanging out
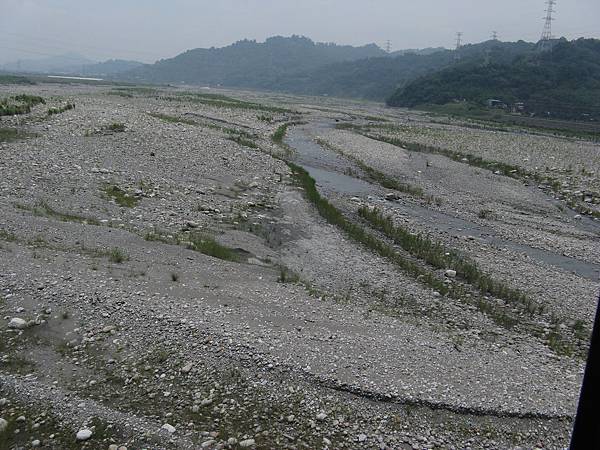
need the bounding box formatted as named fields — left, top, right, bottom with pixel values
left=0, top=83, right=592, bottom=449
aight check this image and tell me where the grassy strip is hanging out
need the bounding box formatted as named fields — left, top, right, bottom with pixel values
left=15, top=201, right=100, bottom=226
left=47, top=103, right=75, bottom=116
left=162, top=92, right=296, bottom=114
left=145, top=229, right=240, bottom=262
left=364, top=132, right=526, bottom=178
left=148, top=112, right=198, bottom=125
left=315, top=138, right=434, bottom=201
left=272, top=123, right=289, bottom=144
left=358, top=207, right=535, bottom=311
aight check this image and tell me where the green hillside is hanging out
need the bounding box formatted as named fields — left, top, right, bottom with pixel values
left=387, top=38, right=600, bottom=120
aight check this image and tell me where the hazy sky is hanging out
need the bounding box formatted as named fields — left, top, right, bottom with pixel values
left=1, top=0, right=598, bottom=63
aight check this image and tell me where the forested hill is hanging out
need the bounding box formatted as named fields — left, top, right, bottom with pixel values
left=124, top=35, right=386, bottom=86
left=387, top=38, right=600, bottom=119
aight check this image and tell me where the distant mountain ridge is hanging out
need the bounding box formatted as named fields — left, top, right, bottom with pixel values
left=123, top=35, right=388, bottom=86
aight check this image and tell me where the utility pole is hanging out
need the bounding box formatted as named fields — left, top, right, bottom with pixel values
left=540, top=0, right=556, bottom=51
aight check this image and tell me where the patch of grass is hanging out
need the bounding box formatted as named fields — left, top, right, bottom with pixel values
left=0, top=229, right=17, bottom=242
left=47, top=103, right=75, bottom=115
left=104, top=122, right=126, bottom=132
left=186, top=233, right=240, bottom=262
left=108, top=248, right=127, bottom=263
left=148, top=112, right=198, bottom=125
left=102, top=185, right=138, bottom=207
left=0, top=94, right=45, bottom=116
left=278, top=267, right=300, bottom=283
left=257, top=114, right=273, bottom=122
left=478, top=209, right=495, bottom=220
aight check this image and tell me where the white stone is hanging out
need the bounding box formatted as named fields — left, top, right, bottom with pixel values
left=0, top=418, right=8, bottom=433
left=8, top=318, right=28, bottom=329
left=76, top=429, right=92, bottom=441
left=239, top=439, right=256, bottom=448
left=445, top=269, right=457, bottom=278
left=162, top=423, right=176, bottom=434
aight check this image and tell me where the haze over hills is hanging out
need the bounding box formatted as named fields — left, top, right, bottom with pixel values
left=0, top=53, right=96, bottom=74
left=0, top=53, right=144, bottom=77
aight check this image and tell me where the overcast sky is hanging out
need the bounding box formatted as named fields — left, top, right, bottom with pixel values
left=1, top=0, right=598, bottom=64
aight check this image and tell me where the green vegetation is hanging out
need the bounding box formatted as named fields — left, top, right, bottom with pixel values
left=287, top=161, right=449, bottom=296
left=15, top=201, right=100, bottom=225
left=0, top=229, right=17, bottom=242
left=272, top=123, right=289, bottom=144
left=315, top=138, right=430, bottom=200
left=227, top=134, right=258, bottom=148
left=388, top=38, right=600, bottom=121
left=0, top=128, right=35, bottom=143
left=148, top=112, right=198, bottom=125
left=185, top=233, right=240, bottom=262
left=162, top=92, right=295, bottom=114
left=363, top=132, right=525, bottom=178
left=47, top=103, right=75, bottom=115
left=0, top=94, right=45, bottom=116
left=145, top=229, right=240, bottom=261
left=109, top=248, right=127, bottom=263
left=278, top=267, right=301, bottom=283
left=0, top=74, right=34, bottom=85
left=102, top=185, right=138, bottom=207
left=358, top=207, right=532, bottom=309
left=478, top=209, right=495, bottom=220
left=104, top=122, right=126, bottom=132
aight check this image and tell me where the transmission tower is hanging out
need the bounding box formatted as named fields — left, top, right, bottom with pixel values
left=385, top=40, right=392, bottom=53
left=540, top=0, right=556, bottom=50
left=454, top=32, right=463, bottom=61
left=455, top=32, right=463, bottom=50
left=492, top=31, right=499, bottom=41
